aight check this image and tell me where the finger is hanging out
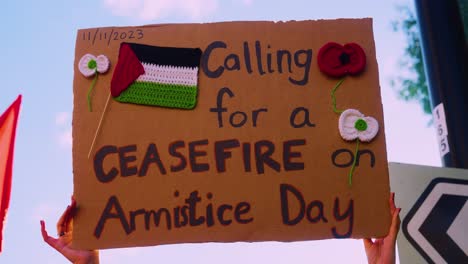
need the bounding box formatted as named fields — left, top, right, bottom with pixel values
left=363, top=238, right=374, bottom=249
left=56, top=205, right=71, bottom=236
left=389, top=192, right=396, bottom=213
left=63, top=199, right=77, bottom=234
left=388, top=208, right=401, bottom=241
left=40, top=220, right=49, bottom=241
left=40, top=220, right=59, bottom=248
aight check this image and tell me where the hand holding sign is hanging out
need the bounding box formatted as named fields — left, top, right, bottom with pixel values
left=40, top=198, right=99, bottom=264
left=41, top=193, right=399, bottom=263
left=363, top=192, right=401, bottom=264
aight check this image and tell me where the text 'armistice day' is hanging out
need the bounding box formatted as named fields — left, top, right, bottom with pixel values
left=91, top=40, right=359, bottom=240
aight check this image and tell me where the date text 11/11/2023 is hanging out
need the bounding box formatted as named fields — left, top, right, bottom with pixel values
left=81, top=28, right=144, bottom=46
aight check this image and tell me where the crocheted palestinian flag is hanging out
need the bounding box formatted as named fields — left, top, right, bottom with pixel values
left=111, top=43, right=202, bottom=109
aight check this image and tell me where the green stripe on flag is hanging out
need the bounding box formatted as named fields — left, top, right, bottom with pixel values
left=115, top=81, right=198, bottom=109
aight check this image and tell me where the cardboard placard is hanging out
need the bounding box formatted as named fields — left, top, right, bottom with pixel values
left=72, top=19, right=391, bottom=250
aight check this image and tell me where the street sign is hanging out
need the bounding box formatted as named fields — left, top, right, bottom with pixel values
left=403, top=178, right=468, bottom=263
left=389, top=163, right=468, bottom=264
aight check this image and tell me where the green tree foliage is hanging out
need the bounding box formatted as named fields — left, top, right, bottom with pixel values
left=391, top=6, right=431, bottom=115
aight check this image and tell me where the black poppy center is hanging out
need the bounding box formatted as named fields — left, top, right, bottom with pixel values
left=339, top=52, right=350, bottom=65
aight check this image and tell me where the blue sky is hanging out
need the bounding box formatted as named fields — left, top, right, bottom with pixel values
left=0, top=0, right=440, bottom=263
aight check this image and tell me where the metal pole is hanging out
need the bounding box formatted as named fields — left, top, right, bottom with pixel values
left=415, top=0, right=468, bottom=168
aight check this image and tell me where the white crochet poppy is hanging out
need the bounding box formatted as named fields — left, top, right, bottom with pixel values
left=338, top=109, right=379, bottom=142
left=96, top=55, right=110, bottom=73
left=78, top=54, right=110, bottom=77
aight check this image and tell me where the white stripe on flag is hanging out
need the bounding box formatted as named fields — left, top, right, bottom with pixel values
left=137, top=63, right=198, bottom=86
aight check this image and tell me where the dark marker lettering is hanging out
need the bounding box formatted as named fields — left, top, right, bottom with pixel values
left=331, top=149, right=354, bottom=168
left=252, top=108, right=267, bottom=127
left=357, top=149, right=376, bottom=168
left=229, top=111, right=248, bottom=127
left=180, top=206, right=189, bottom=226
left=94, top=145, right=119, bottom=183
left=289, top=49, right=312, bottom=86
left=243, top=41, right=253, bottom=74
left=189, top=140, right=209, bottom=172
left=130, top=209, right=146, bottom=231
left=234, top=202, right=253, bottom=224
left=290, top=107, right=315, bottom=128
left=255, top=140, right=281, bottom=174
left=201, top=41, right=227, bottom=78
left=94, top=196, right=131, bottom=238
left=224, top=53, right=241, bottom=71
left=144, top=208, right=172, bottom=230
left=210, top=87, right=234, bottom=128
left=185, top=191, right=205, bottom=226
left=215, top=139, right=240, bottom=172
left=277, top=50, right=292, bottom=73
left=205, top=193, right=215, bottom=227
left=331, top=198, right=354, bottom=238
left=139, top=143, right=167, bottom=176
left=283, top=139, right=306, bottom=171
left=255, top=41, right=266, bottom=75
left=169, top=141, right=187, bottom=172
left=306, top=201, right=328, bottom=223
left=174, top=206, right=182, bottom=228
left=267, top=46, right=275, bottom=73
left=242, top=142, right=252, bottom=172
left=332, top=149, right=375, bottom=168
left=118, top=145, right=138, bottom=177
left=217, top=204, right=233, bottom=226
left=280, top=184, right=305, bottom=225
left=136, top=29, right=144, bottom=39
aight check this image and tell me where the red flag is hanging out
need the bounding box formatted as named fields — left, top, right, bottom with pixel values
left=0, top=95, right=21, bottom=252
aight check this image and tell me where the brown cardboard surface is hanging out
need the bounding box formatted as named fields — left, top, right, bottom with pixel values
left=72, top=19, right=391, bottom=250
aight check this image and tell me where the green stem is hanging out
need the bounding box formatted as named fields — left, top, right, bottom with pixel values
left=348, top=139, right=360, bottom=186
left=87, top=73, right=99, bottom=112
left=331, top=78, right=345, bottom=114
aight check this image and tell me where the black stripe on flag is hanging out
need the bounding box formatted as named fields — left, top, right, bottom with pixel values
left=126, top=42, right=202, bottom=67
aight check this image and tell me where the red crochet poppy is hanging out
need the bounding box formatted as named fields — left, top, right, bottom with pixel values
left=317, top=42, right=366, bottom=78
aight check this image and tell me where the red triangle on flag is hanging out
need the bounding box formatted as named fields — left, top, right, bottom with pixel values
left=111, top=43, right=145, bottom=97
left=0, top=95, right=21, bottom=253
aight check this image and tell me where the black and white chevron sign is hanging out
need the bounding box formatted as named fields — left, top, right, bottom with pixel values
left=402, top=178, right=468, bottom=263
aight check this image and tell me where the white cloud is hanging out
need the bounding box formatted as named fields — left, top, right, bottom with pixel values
left=32, top=203, right=63, bottom=224
left=58, top=129, right=72, bottom=148
left=54, top=112, right=72, bottom=148
left=55, top=111, right=70, bottom=126
left=142, top=0, right=218, bottom=21
left=103, top=0, right=252, bottom=21
left=242, top=0, right=253, bottom=6
left=103, top=0, right=143, bottom=17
